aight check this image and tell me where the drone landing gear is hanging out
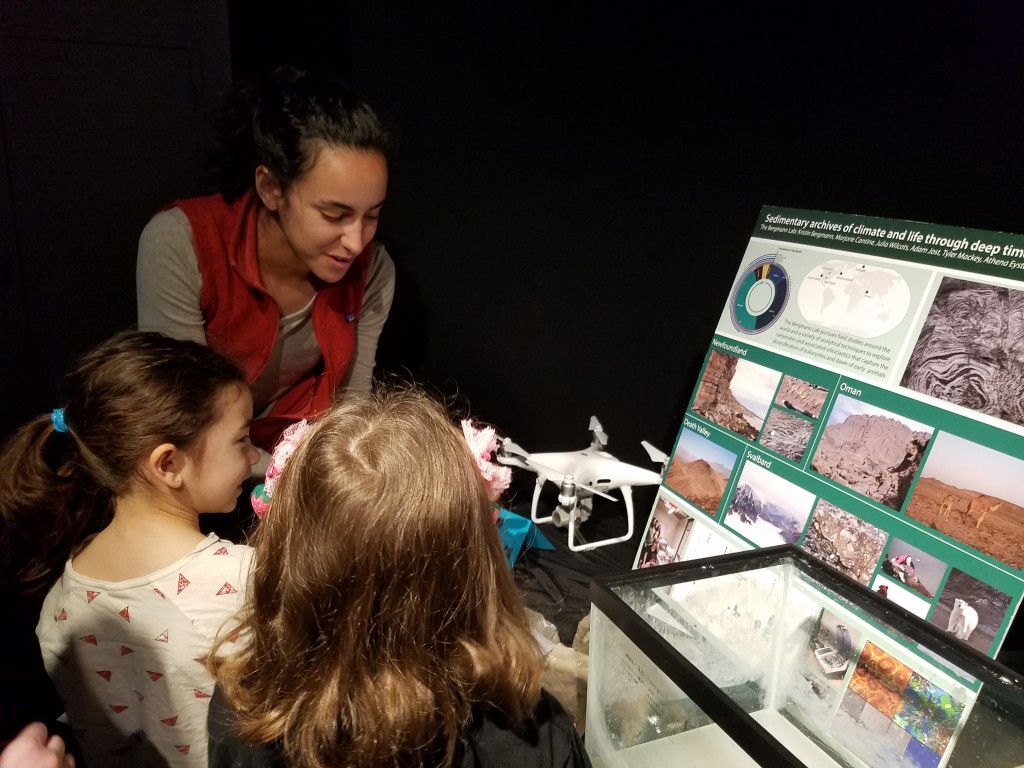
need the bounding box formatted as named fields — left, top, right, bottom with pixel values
left=530, top=476, right=634, bottom=553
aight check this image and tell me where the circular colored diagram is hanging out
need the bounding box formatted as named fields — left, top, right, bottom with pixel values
left=730, top=256, right=790, bottom=334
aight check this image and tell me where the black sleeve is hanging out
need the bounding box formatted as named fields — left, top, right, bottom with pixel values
left=458, top=689, right=595, bottom=768
left=208, top=686, right=283, bottom=768
left=564, top=722, right=592, bottom=768
left=0, top=587, right=64, bottom=739
left=541, top=690, right=594, bottom=768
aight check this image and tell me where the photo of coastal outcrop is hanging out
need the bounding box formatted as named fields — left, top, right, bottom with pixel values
left=901, top=277, right=1024, bottom=429
left=929, top=568, right=1012, bottom=656
left=773, top=374, right=829, bottom=419
left=665, top=428, right=737, bottom=515
left=691, top=351, right=781, bottom=441
left=800, top=500, right=887, bottom=586
left=725, top=461, right=815, bottom=547
left=758, top=407, right=814, bottom=462
left=810, top=395, right=932, bottom=512
left=904, top=431, right=1024, bottom=569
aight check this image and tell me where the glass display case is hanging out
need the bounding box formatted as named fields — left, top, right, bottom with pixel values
left=587, top=545, right=1024, bottom=767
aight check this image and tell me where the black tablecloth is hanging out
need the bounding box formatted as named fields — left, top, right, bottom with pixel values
left=510, top=489, right=655, bottom=645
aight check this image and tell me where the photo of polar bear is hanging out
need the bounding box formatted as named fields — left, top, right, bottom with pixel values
left=929, top=568, right=1012, bottom=655
left=946, top=599, right=978, bottom=641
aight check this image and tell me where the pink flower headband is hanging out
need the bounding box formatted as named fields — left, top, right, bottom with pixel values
left=250, top=419, right=311, bottom=518
left=250, top=417, right=511, bottom=519
left=461, top=419, right=512, bottom=504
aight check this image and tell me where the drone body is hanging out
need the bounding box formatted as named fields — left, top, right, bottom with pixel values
left=496, top=417, right=666, bottom=552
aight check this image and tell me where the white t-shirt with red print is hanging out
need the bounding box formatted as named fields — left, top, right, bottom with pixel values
left=36, top=534, right=252, bottom=767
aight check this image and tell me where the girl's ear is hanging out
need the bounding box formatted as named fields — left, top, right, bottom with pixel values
left=146, top=443, right=186, bottom=490
left=255, top=165, right=284, bottom=211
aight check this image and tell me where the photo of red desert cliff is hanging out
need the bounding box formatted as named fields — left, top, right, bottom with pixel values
left=811, top=395, right=932, bottom=512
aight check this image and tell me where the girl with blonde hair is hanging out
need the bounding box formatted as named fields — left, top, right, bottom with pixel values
left=207, top=389, right=591, bottom=768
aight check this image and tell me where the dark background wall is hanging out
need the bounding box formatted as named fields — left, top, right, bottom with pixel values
left=0, top=0, right=232, bottom=436
left=3, top=4, right=1024, bottom=545
left=344, top=3, right=1024, bottom=490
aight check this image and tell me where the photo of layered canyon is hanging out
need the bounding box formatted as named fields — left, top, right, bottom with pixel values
left=691, top=351, right=781, bottom=441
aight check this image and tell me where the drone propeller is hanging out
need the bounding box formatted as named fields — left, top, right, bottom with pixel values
left=589, top=416, right=608, bottom=447
left=498, top=436, right=529, bottom=458
left=641, top=440, right=668, bottom=464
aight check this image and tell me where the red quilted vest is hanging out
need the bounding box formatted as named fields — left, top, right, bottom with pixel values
left=173, top=192, right=371, bottom=451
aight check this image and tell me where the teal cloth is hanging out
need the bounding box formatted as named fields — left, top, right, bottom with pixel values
left=497, top=508, right=553, bottom=567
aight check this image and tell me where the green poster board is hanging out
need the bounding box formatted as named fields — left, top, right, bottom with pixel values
left=637, top=205, right=1024, bottom=659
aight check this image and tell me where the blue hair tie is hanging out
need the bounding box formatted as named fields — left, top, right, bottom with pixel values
left=51, top=408, right=68, bottom=433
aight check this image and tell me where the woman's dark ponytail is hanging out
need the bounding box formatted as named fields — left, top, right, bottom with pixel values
left=208, top=65, right=391, bottom=202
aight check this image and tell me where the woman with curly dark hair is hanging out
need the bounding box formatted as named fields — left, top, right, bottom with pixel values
left=138, top=66, right=395, bottom=468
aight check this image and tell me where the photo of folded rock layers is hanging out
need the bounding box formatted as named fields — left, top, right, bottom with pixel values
left=901, top=277, right=1024, bottom=428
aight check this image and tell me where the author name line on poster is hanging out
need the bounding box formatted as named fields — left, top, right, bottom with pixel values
left=944, top=251, right=1024, bottom=270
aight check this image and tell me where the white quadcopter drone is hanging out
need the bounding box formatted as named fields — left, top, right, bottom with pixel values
left=496, top=417, right=667, bottom=552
